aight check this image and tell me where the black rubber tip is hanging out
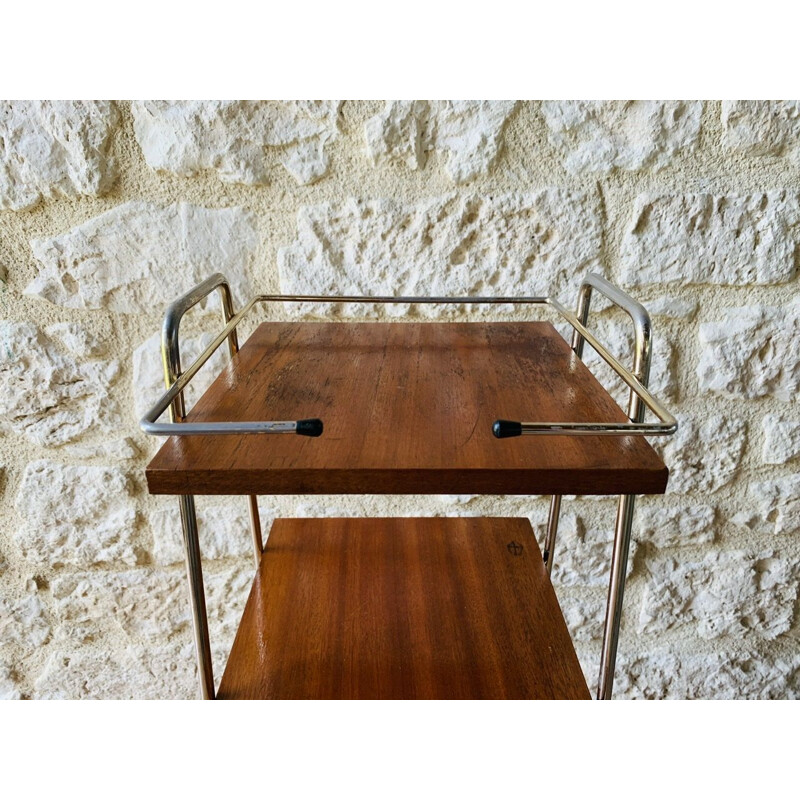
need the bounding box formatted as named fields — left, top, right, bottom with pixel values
left=296, top=418, right=323, bottom=437
left=492, top=419, right=522, bottom=439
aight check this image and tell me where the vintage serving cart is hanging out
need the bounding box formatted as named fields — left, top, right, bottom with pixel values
left=141, top=272, right=676, bottom=700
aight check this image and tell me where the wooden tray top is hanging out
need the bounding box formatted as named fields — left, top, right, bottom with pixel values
left=146, top=321, right=668, bottom=496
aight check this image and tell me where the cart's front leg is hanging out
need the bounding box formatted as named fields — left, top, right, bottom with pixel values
left=597, top=492, right=637, bottom=700
left=178, top=494, right=215, bottom=699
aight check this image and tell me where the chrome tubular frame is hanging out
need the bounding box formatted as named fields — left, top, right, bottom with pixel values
left=143, top=271, right=676, bottom=700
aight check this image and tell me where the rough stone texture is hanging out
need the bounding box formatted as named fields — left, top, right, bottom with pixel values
left=63, top=437, right=139, bottom=461
left=365, top=101, right=517, bottom=183
left=620, top=192, right=800, bottom=286
left=148, top=500, right=258, bottom=565
left=560, top=596, right=605, bottom=643
left=616, top=650, right=800, bottom=700
left=33, top=643, right=197, bottom=700
left=550, top=516, right=637, bottom=588
left=26, top=201, right=258, bottom=312
left=132, top=332, right=228, bottom=421
left=278, top=190, right=602, bottom=313
left=739, top=475, right=800, bottom=537
left=635, top=503, right=715, bottom=548
left=44, top=322, right=106, bottom=358
left=647, top=296, right=698, bottom=320
left=722, top=101, right=800, bottom=157
left=652, top=417, right=746, bottom=494
left=639, top=551, right=797, bottom=640
left=131, top=101, right=340, bottom=186
left=0, top=584, right=51, bottom=648
left=698, top=300, right=800, bottom=401
left=0, top=101, right=117, bottom=211
left=49, top=563, right=249, bottom=648
left=541, top=101, right=702, bottom=174
left=0, top=662, right=22, bottom=700
left=762, top=414, right=800, bottom=464
left=0, top=320, right=120, bottom=446
left=50, top=569, right=186, bottom=643
left=14, top=460, right=137, bottom=568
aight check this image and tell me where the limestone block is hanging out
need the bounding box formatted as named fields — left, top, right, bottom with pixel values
left=559, top=595, right=605, bottom=642
left=638, top=551, right=796, bottom=640
left=550, top=517, right=637, bottom=588
left=278, top=190, right=602, bottom=316
left=44, top=322, right=105, bottom=358
left=33, top=643, right=197, bottom=700
left=131, top=101, right=340, bottom=185
left=0, top=320, right=120, bottom=447
left=635, top=502, right=715, bottom=548
left=204, top=564, right=252, bottom=653
left=621, top=192, right=799, bottom=286
left=365, top=101, right=517, bottom=183
left=0, top=583, right=50, bottom=649
left=652, top=416, right=746, bottom=494
left=762, top=414, right=800, bottom=464
left=722, top=100, right=800, bottom=157
left=0, top=101, right=117, bottom=210
left=698, top=300, right=800, bottom=401
left=50, top=563, right=249, bottom=647
left=132, top=332, right=228, bottom=421
left=616, top=649, right=800, bottom=700
left=147, top=499, right=263, bottom=564
left=15, top=460, right=137, bottom=567
left=744, top=475, right=800, bottom=537
left=0, top=662, right=22, bottom=700
left=647, top=296, right=698, bottom=320
left=50, top=569, right=186, bottom=642
left=26, top=201, right=258, bottom=313
left=541, top=100, right=702, bottom=173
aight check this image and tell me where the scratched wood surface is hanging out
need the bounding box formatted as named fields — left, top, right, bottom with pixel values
left=217, top=516, right=591, bottom=700
left=146, top=322, right=668, bottom=496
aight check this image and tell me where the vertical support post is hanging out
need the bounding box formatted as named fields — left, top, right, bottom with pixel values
left=566, top=274, right=653, bottom=699
left=216, top=287, right=264, bottom=568
left=597, top=493, right=636, bottom=700
left=543, top=284, right=594, bottom=576
left=543, top=494, right=561, bottom=576
left=178, top=494, right=215, bottom=700
left=596, top=291, right=652, bottom=700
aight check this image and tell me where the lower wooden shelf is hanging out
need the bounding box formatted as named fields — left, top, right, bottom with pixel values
left=218, top=516, right=590, bottom=700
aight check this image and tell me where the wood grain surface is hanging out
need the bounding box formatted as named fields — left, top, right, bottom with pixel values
left=217, top=517, right=591, bottom=700
left=146, top=322, right=668, bottom=496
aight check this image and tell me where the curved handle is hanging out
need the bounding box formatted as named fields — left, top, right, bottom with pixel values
left=572, top=273, right=652, bottom=423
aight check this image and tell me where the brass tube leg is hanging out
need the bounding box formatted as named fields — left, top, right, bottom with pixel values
left=248, top=495, right=263, bottom=567
left=543, top=494, right=562, bottom=576
left=178, top=494, right=215, bottom=700
left=596, top=493, right=637, bottom=700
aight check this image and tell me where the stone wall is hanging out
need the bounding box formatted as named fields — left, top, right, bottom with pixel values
left=1, top=100, right=798, bottom=700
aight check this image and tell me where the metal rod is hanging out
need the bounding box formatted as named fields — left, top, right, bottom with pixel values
left=178, top=494, right=215, bottom=700
left=248, top=495, right=263, bottom=567
left=543, top=495, right=561, bottom=575
left=571, top=274, right=653, bottom=700
left=140, top=284, right=676, bottom=439
left=597, top=493, right=636, bottom=700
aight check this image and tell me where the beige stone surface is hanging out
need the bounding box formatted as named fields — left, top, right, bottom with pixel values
left=0, top=101, right=117, bottom=210
left=26, top=201, right=259, bottom=312
left=1, top=101, right=799, bottom=700
left=131, top=101, right=340, bottom=186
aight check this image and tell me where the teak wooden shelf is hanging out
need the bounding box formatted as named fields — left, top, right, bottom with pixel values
left=146, top=321, right=668, bottom=497
left=217, top=517, right=590, bottom=700
left=142, top=272, right=677, bottom=701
